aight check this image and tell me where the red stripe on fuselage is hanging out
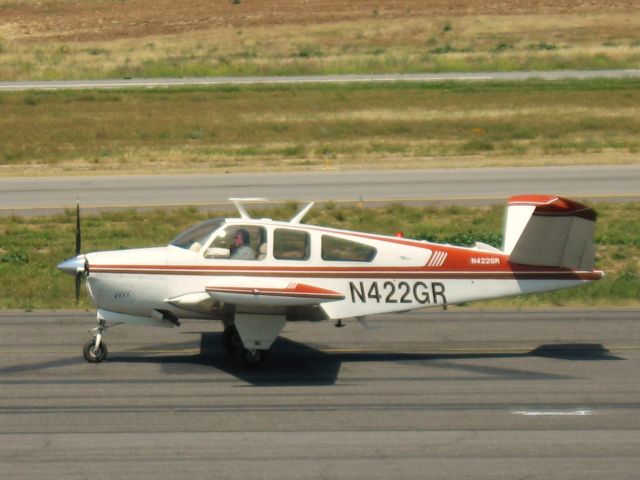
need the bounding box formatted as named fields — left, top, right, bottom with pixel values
left=89, top=264, right=603, bottom=281
left=205, top=285, right=345, bottom=300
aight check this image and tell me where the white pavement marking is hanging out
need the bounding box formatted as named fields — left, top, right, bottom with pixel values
left=512, top=410, right=594, bottom=416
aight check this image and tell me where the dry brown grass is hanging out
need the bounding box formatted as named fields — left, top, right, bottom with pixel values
left=3, top=1, right=638, bottom=42
left=0, top=80, right=639, bottom=176
left=2, top=1, right=640, bottom=176
left=1, top=2, right=639, bottom=79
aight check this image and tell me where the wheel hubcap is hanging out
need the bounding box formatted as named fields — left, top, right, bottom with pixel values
left=247, top=350, right=260, bottom=362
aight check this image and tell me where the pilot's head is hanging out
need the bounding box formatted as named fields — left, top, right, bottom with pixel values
left=233, top=229, right=250, bottom=247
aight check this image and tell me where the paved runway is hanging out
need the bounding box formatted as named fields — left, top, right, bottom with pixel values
left=2, top=165, right=639, bottom=216
left=1, top=309, right=638, bottom=479
left=1, top=69, right=640, bottom=91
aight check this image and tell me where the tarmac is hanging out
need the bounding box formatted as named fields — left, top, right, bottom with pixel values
left=1, top=308, right=639, bottom=479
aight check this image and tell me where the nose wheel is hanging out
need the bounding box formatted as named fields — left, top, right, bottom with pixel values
left=83, top=318, right=108, bottom=363
left=83, top=338, right=108, bottom=363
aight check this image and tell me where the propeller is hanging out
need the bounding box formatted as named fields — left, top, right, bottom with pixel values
left=74, top=202, right=82, bottom=303
left=57, top=202, right=87, bottom=304
left=74, top=202, right=83, bottom=303
left=76, top=202, right=81, bottom=256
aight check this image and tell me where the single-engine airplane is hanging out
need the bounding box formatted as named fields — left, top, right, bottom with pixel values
left=58, top=196, right=604, bottom=366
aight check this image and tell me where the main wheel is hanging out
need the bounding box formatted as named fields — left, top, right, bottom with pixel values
left=83, top=339, right=108, bottom=363
left=222, top=325, right=241, bottom=354
left=240, top=347, right=264, bottom=367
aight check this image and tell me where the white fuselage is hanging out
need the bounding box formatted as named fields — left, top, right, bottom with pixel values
left=84, top=219, right=601, bottom=325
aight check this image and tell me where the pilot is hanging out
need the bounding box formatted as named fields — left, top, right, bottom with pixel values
left=230, top=229, right=256, bottom=260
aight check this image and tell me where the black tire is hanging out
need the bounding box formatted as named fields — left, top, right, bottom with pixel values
left=240, top=347, right=264, bottom=367
left=83, top=339, right=108, bottom=363
left=222, top=325, right=241, bottom=354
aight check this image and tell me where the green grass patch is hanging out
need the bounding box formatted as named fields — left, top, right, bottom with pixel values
left=1, top=202, right=637, bottom=309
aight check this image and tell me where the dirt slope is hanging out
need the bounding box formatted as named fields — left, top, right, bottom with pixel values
left=2, top=0, right=638, bottom=41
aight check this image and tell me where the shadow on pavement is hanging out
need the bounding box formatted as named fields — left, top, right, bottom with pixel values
left=115, top=334, right=624, bottom=386
left=0, top=332, right=623, bottom=387
left=529, top=343, right=622, bottom=361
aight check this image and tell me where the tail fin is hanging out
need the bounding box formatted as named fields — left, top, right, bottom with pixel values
left=503, top=195, right=597, bottom=270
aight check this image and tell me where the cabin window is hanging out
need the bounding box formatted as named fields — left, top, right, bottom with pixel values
left=274, top=229, right=310, bottom=261
left=321, top=235, right=377, bottom=262
left=205, top=225, right=267, bottom=261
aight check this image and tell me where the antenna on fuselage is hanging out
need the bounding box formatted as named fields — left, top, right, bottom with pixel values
left=229, top=197, right=268, bottom=219
left=290, top=202, right=315, bottom=224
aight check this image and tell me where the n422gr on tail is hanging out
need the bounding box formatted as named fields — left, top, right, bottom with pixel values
left=58, top=195, right=604, bottom=367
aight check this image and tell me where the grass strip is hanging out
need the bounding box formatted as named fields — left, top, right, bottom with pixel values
left=1, top=78, right=639, bottom=177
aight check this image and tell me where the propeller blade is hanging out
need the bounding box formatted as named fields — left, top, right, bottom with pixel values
left=75, top=272, right=82, bottom=303
left=75, top=202, right=81, bottom=256
left=71, top=202, right=83, bottom=303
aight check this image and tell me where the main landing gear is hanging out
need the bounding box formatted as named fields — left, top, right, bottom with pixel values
left=222, top=324, right=266, bottom=367
left=222, top=325, right=241, bottom=354
left=240, top=346, right=264, bottom=367
left=83, top=318, right=108, bottom=363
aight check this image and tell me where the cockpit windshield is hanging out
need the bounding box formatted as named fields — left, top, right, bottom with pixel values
left=170, top=218, right=225, bottom=251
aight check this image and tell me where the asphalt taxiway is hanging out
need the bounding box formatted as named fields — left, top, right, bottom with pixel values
left=2, top=165, right=639, bottom=216
left=1, top=309, right=639, bottom=479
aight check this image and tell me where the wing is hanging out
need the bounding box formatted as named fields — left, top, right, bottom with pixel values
left=165, top=279, right=344, bottom=312
left=205, top=281, right=344, bottom=307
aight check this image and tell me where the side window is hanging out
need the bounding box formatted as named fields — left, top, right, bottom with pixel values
left=274, top=229, right=310, bottom=261
left=321, top=235, right=377, bottom=262
left=205, top=225, right=267, bottom=261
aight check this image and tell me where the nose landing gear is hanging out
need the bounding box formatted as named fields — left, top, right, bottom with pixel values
left=83, top=318, right=108, bottom=363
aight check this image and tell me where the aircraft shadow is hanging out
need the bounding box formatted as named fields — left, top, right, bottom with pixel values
left=528, top=343, right=622, bottom=361
left=109, top=334, right=622, bottom=387
left=0, top=335, right=622, bottom=387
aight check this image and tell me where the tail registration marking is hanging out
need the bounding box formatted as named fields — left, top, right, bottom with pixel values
left=470, top=257, right=501, bottom=265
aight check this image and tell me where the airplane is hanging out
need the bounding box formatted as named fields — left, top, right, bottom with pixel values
left=57, top=195, right=604, bottom=367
